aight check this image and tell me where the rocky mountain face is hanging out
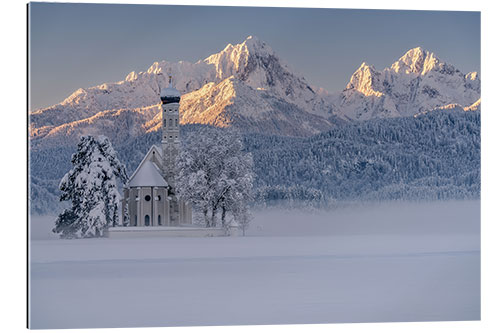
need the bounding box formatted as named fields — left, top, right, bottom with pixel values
left=329, top=47, right=480, bottom=121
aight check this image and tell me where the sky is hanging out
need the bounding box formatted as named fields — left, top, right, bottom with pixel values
left=29, top=2, right=480, bottom=110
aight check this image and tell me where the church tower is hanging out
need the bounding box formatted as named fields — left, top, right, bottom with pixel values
left=120, top=75, right=192, bottom=228
left=160, top=75, right=181, bottom=187
left=160, top=75, right=183, bottom=224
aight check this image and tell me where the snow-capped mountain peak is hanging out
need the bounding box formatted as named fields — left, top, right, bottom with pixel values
left=345, top=62, right=383, bottom=97
left=390, top=47, right=439, bottom=76
left=241, top=35, right=275, bottom=56
left=203, top=35, right=331, bottom=118
left=125, top=71, right=138, bottom=82
left=205, top=36, right=274, bottom=64
left=204, top=35, right=281, bottom=85
left=335, top=46, right=480, bottom=120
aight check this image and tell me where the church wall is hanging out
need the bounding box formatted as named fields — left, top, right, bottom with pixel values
left=128, top=187, right=139, bottom=226
left=138, top=187, right=153, bottom=226
left=165, top=193, right=170, bottom=226
left=153, top=187, right=168, bottom=226
left=127, top=186, right=171, bottom=227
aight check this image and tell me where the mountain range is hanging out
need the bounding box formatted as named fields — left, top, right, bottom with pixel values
left=29, top=35, right=480, bottom=147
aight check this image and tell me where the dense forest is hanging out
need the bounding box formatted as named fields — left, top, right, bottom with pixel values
left=30, top=110, right=480, bottom=214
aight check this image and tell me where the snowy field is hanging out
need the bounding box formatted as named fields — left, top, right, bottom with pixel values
left=29, top=200, right=480, bottom=329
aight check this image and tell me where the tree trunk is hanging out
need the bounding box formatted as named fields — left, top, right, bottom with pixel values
left=221, top=204, right=226, bottom=228
left=203, top=208, right=209, bottom=228
left=211, top=206, right=217, bottom=227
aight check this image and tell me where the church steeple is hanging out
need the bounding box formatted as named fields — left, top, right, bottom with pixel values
left=160, top=75, right=181, bottom=104
left=159, top=75, right=181, bottom=188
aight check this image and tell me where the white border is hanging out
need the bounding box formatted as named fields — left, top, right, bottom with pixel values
left=2, top=0, right=498, bottom=333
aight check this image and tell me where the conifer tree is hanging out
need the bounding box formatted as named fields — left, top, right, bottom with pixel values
left=53, top=135, right=128, bottom=238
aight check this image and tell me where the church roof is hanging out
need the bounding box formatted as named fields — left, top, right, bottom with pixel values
left=160, top=86, right=181, bottom=98
left=127, top=145, right=167, bottom=188
left=128, top=160, right=168, bottom=187
left=150, top=145, right=162, bottom=157
left=160, top=76, right=181, bottom=99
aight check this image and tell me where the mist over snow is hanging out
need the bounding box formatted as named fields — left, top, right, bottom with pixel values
left=247, top=200, right=480, bottom=237
left=30, top=200, right=479, bottom=240
left=29, top=201, right=479, bottom=328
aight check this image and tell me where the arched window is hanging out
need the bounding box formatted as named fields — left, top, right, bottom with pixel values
left=145, top=215, right=150, bottom=226
left=158, top=215, right=162, bottom=226
left=169, top=119, right=173, bottom=127
left=163, top=119, right=166, bottom=127
left=175, top=119, right=178, bottom=127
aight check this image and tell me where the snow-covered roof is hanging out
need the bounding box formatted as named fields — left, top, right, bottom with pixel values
left=160, top=83, right=181, bottom=98
left=127, top=145, right=167, bottom=188
left=150, top=144, right=162, bottom=157
left=128, top=160, right=168, bottom=187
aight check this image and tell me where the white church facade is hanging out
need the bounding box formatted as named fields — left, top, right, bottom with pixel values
left=121, top=77, right=192, bottom=227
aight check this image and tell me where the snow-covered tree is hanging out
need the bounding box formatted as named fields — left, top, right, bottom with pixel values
left=230, top=199, right=252, bottom=236
left=176, top=126, right=254, bottom=228
left=53, top=135, right=128, bottom=238
left=217, top=152, right=254, bottom=228
left=122, top=200, right=130, bottom=227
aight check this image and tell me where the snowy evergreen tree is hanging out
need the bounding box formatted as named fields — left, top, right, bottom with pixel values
left=122, top=200, right=130, bottom=227
left=176, top=126, right=254, bottom=228
left=53, top=135, right=128, bottom=238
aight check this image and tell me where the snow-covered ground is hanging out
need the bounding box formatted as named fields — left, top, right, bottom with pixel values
left=29, top=200, right=480, bottom=329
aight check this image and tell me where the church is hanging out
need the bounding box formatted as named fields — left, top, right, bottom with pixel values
left=121, top=76, right=192, bottom=227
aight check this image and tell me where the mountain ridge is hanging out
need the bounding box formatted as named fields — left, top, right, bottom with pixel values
left=30, top=37, right=480, bottom=146
left=330, top=47, right=480, bottom=120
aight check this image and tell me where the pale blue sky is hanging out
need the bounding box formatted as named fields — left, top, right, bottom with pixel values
left=29, top=2, right=480, bottom=110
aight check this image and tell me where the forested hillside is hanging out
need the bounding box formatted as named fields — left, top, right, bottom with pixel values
left=30, top=110, right=480, bottom=214
left=247, top=110, right=480, bottom=206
